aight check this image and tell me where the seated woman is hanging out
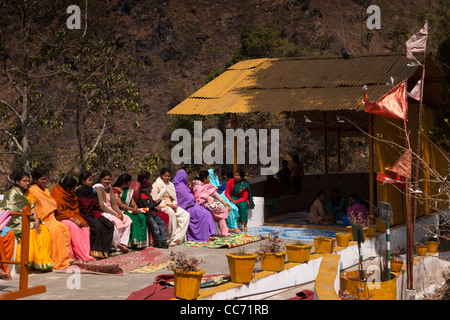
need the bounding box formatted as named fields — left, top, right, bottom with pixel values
left=225, top=169, right=255, bottom=232
left=93, top=170, right=132, bottom=253
left=344, top=193, right=370, bottom=227
left=129, top=170, right=151, bottom=204
left=327, top=188, right=347, bottom=222
left=0, top=170, right=53, bottom=272
left=29, top=168, right=71, bottom=269
left=136, top=179, right=169, bottom=248
left=173, top=169, right=215, bottom=242
left=113, top=173, right=147, bottom=250
left=51, top=177, right=94, bottom=262
left=307, top=190, right=334, bottom=226
left=76, top=171, right=114, bottom=259
left=192, top=170, right=232, bottom=237
left=208, top=169, right=239, bottom=232
left=151, top=168, right=189, bottom=247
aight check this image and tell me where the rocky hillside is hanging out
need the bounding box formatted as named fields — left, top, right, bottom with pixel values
left=0, top=0, right=448, bottom=186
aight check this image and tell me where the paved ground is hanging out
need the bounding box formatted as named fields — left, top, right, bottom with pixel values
left=0, top=236, right=305, bottom=300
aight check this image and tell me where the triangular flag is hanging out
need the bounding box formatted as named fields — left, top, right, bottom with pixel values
left=406, top=21, right=428, bottom=61
left=407, top=79, right=422, bottom=101
left=364, top=80, right=408, bottom=120
left=386, top=151, right=412, bottom=179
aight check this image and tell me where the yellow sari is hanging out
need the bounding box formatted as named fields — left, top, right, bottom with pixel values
left=0, top=186, right=53, bottom=270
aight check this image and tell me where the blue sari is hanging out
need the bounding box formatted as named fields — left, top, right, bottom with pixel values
left=208, top=169, right=239, bottom=229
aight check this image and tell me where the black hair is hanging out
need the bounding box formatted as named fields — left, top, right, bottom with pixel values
left=11, top=170, right=30, bottom=184
left=113, top=173, right=132, bottom=187
left=316, top=190, right=326, bottom=197
left=60, top=176, right=78, bottom=191
left=98, top=170, right=112, bottom=182
left=281, top=159, right=288, bottom=166
left=293, top=154, right=299, bottom=162
left=349, top=193, right=359, bottom=200
left=32, top=168, right=47, bottom=182
left=137, top=171, right=150, bottom=182
left=160, top=168, right=171, bottom=177
left=78, top=171, right=92, bottom=186
left=235, top=169, right=246, bottom=180
left=196, top=170, right=209, bottom=182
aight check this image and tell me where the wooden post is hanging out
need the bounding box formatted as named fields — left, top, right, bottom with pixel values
left=0, top=207, right=46, bottom=300
left=232, top=113, right=237, bottom=174
left=369, top=114, right=374, bottom=212
left=337, top=128, right=341, bottom=172
left=323, top=111, right=328, bottom=173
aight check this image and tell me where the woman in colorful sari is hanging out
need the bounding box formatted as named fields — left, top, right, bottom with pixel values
left=207, top=169, right=239, bottom=232
left=193, top=170, right=233, bottom=237
left=225, top=169, right=255, bottom=232
left=51, top=177, right=94, bottom=262
left=0, top=170, right=53, bottom=272
left=93, top=170, right=132, bottom=253
left=345, top=193, right=371, bottom=227
left=151, top=168, right=189, bottom=247
left=76, top=171, right=114, bottom=259
left=173, top=169, right=216, bottom=242
left=29, top=168, right=71, bottom=270
left=113, top=173, right=147, bottom=250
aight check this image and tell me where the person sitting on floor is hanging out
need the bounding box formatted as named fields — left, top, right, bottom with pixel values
left=51, top=176, right=94, bottom=262
left=327, top=188, right=347, bottom=223
left=192, top=170, right=233, bottom=237
left=93, top=170, right=132, bottom=253
left=136, top=179, right=169, bottom=249
left=307, top=190, right=335, bottom=226
left=77, top=171, right=114, bottom=259
left=343, top=193, right=371, bottom=227
left=113, top=173, right=148, bottom=250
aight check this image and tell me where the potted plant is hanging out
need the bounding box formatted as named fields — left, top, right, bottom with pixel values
left=285, top=240, right=313, bottom=263
left=314, top=236, right=335, bottom=253
left=340, top=269, right=396, bottom=300
left=257, top=234, right=286, bottom=272
left=335, top=232, right=351, bottom=247
left=424, top=236, right=439, bottom=253
left=415, top=241, right=428, bottom=256
left=168, top=251, right=205, bottom=300
left=226, top=247, right=258, bottom=283
left=390, top=249, right=404, bottom=273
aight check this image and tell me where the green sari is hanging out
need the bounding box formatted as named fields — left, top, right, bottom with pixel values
left=230, top=180, right=254, bottom=223
left=120, top=188, right=147, bottom=249
left=0, top=186, right=36, bottom=236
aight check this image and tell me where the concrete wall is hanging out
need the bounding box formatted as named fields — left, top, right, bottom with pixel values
left=250, top=172, right=370, bottom=213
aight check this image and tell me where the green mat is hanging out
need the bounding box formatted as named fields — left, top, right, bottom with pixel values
left=179, top=232, right=267, bottom=249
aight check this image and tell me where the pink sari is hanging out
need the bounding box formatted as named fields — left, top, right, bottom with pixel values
left=192, top=180, right=229, bottom=237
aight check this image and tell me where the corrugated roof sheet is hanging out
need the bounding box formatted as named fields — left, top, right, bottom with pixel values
left=168, top=53, right=447, bottom=116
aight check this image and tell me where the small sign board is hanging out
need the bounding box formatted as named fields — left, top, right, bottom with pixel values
left=351, top=224, right=364, bottom=243
left=378, top=201, right=393, bottom=223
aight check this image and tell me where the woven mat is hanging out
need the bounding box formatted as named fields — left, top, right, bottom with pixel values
left=62, top=247, right=171, bottom=275
left=179, top=232, right=267, bottom=249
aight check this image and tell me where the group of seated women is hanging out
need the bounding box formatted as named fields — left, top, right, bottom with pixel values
left=0, top=166, right=255, bottom=279
left=307, top=188, right=372, bottom=227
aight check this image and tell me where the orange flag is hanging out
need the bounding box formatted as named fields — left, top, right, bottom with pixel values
left=364, top=80, right=408, bottom=120
left=386, top=151, right=412, bottom=179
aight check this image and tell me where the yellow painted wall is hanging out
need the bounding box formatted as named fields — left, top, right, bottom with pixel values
left=374, top=103, right=448, bottom=228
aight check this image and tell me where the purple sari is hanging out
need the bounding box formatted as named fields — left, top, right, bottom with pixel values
left=173, top=170, right=215, bottom=242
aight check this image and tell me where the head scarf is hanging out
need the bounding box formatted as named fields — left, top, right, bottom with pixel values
left=172, top=170, right=195, bottom=210
left=207, top=169, right=221, bottom=188
left=51, top=182, right=87, bottom=227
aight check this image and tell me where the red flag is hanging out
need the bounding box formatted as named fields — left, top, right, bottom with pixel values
left=364, top=80, right=408, bottom=120
left=376, top=172, right=406, bottom=188
left=386, top=151, right=412, bottom=179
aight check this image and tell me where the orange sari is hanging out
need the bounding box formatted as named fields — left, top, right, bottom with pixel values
left=29, top=184, right=71, bottom=269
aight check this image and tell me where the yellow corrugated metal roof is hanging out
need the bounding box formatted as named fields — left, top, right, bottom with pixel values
left=168, top=53, right=444, bottom=116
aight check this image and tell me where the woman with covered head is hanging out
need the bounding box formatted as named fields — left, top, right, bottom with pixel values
left=225, top=169, right=255, bottom=232
left=151, top=168, right=189, bottom=246
left=113, top=173, right=147, bottom=250
left=0, top=170, right=53, bottom=272
left=207, top=169, right=239, bottom=232
left=29, top=168, right=71, bottom=269
left=93, top=170, right=132, bottom=253
left=51, top=176, right=94, bottom=261
left=173, top=169, right=216, bottom=242
left=192, top=170, right=231, bottom=237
